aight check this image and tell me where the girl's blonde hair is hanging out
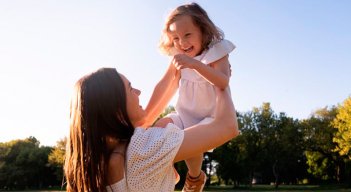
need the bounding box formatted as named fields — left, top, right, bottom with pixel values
left=159, top=2, right=224, bottom=55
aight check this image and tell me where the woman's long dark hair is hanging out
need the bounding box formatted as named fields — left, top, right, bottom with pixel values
left=64, top=68, right=134, bottom=192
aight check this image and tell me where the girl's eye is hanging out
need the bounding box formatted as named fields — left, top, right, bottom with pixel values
left=185, top=33, right=191, bottom=37
left=173, top=37, right=179, bottom=42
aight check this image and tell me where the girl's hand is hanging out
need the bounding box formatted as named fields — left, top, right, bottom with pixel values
left=172, top=54, right=199, bottom=70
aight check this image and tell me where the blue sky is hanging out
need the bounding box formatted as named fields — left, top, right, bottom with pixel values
left=0, top=0, right=350, bottom=146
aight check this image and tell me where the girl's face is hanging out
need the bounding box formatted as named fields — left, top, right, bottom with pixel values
left=169, top=15, right=203, bottom=57
left=120, top=74, right=145, bottom=127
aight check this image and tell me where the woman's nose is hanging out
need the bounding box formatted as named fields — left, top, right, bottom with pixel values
left=135, top=89, right=141, bottom=95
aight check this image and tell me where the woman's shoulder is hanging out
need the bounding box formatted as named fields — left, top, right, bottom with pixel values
left=133, top=123, right=183, bottom=136
left=125, top=124, right=184, bottom=191
left=128, top=124, right=184, bottom=158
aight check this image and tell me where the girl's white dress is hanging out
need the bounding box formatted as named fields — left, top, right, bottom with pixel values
left=168, top=39, right=235, bottom=129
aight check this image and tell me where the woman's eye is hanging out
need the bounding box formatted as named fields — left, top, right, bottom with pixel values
left=185, top=33, right=191, bottom=37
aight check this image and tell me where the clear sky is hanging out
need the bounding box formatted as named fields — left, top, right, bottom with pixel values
left=0, top=0, right=350, bottom=147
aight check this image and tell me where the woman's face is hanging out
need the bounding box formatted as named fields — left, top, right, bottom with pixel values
left=120, top=74, right=146, bottom=127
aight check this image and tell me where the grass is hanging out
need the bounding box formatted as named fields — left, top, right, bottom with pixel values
left=3, top=184, right=351, bottom=191
left=175, top=184, right=351, bottom=192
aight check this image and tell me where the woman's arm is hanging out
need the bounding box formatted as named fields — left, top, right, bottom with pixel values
left=142, top=62, right=180, bottom=127
left=174, top=88, right=239, bottom=162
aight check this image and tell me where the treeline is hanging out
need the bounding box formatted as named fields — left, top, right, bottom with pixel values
left=174, top=97, right=351, bottom=189
left=0, top=97, right=350, bottom=190
left=209, top=96, right=351, bottom=189
left=0, top=137, right=65, bottom=190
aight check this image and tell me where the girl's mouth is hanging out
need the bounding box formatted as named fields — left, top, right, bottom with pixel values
left=183, top=46, right=193, bottom=53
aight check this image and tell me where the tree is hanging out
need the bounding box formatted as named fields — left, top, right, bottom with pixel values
left=214, top=103, right=307, bottom=188
left=48, top=138, right=66, bottom=184
left=270, top=113, right=306, bottom=186
left=332, top=97, right=351, bottom=184
left=333, top=97, right=351, bottom=159
left=302, top=106, right=344, bottom=182
left=0, top=137, right=55, bottom=190
left=214, top=109, right=264, bottom=187
left=214, top=134, right=258, bottom=187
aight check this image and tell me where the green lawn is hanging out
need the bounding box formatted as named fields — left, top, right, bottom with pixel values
left=175, top=184, right=351, bottom=192
left=5, top=184, right=351, bottom=191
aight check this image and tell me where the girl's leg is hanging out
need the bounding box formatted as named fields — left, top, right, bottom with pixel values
left=154, top=117, right=174, bottom=128
left=185, top=155, right=203, bottom=177
left=183, top=155, right=206, bottom=192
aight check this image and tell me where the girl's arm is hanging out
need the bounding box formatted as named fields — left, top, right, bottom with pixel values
left=173, top=54, right=230, bottom=89
left=174, top=87, right=239, bottom=162
left=142, top=62, right=180, bottom=127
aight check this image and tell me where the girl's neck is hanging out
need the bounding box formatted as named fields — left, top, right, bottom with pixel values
left=194, top=47, right=205, bottom=57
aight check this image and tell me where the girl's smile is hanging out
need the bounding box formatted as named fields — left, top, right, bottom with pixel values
left=169, top=15, right=203, bottom=57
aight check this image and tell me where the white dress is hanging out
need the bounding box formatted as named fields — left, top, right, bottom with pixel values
left=168, top=39, right=235, bottom=129
left=106, top=123, right=184, bottom=192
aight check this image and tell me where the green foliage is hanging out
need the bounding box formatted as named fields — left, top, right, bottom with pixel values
left=48, top=138, right=66, bottom=182
left=305, top=151, right=331, bottom=180
left=213, top=132, right=252, bottom=187
left=302, top=106, right=346, bottom=182
left=333, top=97, right=351, bottom=159
left=155, top=105, right=175, bottom=123
left=0, top=137, right=58, bottom=190
left=214, top=103, right=307, bottom=188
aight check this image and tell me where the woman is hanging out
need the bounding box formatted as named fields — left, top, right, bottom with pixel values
left=64, top=68, right=238, bottom=192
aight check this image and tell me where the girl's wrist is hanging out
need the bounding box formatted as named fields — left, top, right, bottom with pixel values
left=192, top=60, right=202, bottom=70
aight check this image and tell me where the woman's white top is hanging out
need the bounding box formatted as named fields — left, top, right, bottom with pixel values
left=175, top=39, right=235, bottom=128
left=106, top=123, right=184, bottom=192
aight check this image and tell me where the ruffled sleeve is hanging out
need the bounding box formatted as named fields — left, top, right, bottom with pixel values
left=201, top=39, right=236, bottom=64
left=125, top=124, right=184, bottom=192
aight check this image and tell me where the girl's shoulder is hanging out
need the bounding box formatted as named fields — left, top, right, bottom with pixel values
left=201, top=39, right=236, bottom=64
left=211, top=39, right=236, bottom=52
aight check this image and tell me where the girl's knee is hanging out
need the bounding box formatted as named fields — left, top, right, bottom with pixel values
left=154, top=117, right=174, bottom=128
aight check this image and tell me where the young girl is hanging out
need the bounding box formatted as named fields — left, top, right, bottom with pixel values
left=144, top=3, right=235, bottom=192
